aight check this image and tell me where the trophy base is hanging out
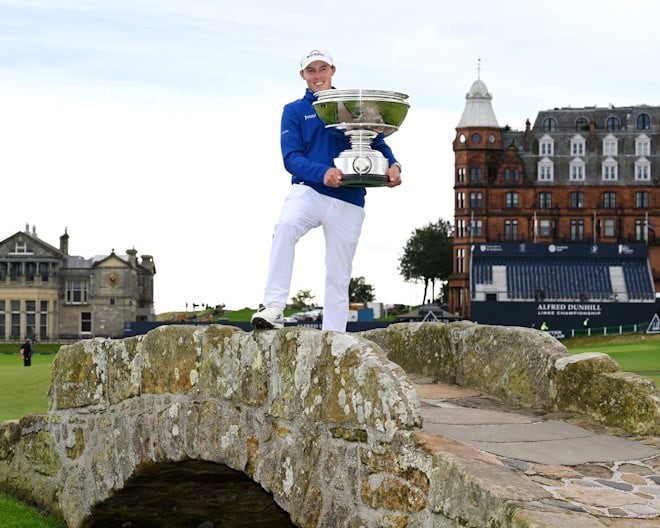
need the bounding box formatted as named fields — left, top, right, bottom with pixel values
left=341, top=174, right=389, bottom=187
left=335, top=153, right=390, bottom=187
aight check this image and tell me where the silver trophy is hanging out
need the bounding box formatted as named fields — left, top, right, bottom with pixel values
left=313, top=89, right=409, bottom=187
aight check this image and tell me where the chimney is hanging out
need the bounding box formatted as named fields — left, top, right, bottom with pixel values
left=59, top=229, right=69, bottom=255
left=140, top=255, right=155, bottom=273
left=126, top=248, right=138, bottom=267
left=523, top=119, right=531, bottom=151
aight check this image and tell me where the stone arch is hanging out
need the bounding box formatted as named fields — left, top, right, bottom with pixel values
left=82, top=459, right=297, bottom=527
left=2, top=325, right=422, bottom=528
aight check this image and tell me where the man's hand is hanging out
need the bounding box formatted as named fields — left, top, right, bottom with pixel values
left=324, top=167, right=344, bottom=188
left=386, top=164, right=402, bottom=187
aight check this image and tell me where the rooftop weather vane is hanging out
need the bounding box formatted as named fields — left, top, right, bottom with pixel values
left=477, top=57, right=481, bottom=80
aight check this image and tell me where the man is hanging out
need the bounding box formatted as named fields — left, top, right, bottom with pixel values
left=251, top=49, right=401, bottom=332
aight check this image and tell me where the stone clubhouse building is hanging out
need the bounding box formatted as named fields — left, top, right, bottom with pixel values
left=0, top=225, right=155, bottom=342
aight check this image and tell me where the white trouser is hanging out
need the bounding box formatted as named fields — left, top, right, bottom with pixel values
left=262, top=184, right=365, bottom=332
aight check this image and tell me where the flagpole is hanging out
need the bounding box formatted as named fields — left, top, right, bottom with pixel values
left=645, top=211, right=649, bottom=244
left=470, top=211, right=474, bottom=243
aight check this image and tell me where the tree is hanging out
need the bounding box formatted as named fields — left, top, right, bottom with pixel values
left=398, top=219, right=453, bottom=304
left=349, top=276, right=375, bottom=304
left=291, top=289, right=315, bottom=310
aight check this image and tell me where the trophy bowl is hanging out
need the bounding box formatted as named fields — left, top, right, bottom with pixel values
left=313, top=89, right=409, bottom=187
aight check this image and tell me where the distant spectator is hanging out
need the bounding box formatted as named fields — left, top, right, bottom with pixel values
left=20, top=339, right=33, bottom=367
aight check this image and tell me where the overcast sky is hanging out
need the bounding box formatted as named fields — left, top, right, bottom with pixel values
left=1, top=0, right=659, bottom=313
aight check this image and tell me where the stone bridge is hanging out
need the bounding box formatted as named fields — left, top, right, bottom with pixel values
left=0, top=322, right=658, bottom=527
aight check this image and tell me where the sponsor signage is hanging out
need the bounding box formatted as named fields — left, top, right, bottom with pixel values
left=471, top=242, right=648, bottom=259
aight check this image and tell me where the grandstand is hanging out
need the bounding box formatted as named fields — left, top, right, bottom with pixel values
left=469, top=243, right=657, bottom=337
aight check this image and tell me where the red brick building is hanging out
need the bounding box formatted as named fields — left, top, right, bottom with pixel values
left=448, top=78, right=659, bottom=335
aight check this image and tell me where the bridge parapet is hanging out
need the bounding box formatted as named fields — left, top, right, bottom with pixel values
left=0, top=322, right=658, bottom=527
left=2, top=325, right=426, bottom=527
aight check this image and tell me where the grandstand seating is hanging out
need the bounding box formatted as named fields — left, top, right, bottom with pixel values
left=472, top=257, right=655, bottom=301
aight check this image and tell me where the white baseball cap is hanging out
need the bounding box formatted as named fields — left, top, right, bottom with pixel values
left=300, top=49, right=334, bottom=70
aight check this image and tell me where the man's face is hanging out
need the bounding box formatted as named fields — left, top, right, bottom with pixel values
left=300, top=60, right=335, bottom=93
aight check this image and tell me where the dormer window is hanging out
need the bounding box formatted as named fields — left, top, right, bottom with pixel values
left=569, top=158, right=585, bottom=181
left=606, top=116, right=621, bottom=131
left=636, top=134, right=650, bottom=156
left=602, top=157, right=618, bottom=181
left=575, top=117, right=589, bottom=131
left=570, top=135, right=585, bottom=156
left=603, top=134, right=618, bottom=156
left=635, top=158, right=651, bottom=181
left=637, top=113, right=651, bottom=130
left=539, top=134, right=554, bottom=156
left=542, top=117, right=557, bottom=132
left=538, top=158, right=554, bottom=181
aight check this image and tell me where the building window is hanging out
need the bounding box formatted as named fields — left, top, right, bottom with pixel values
left=635, top=220, right=645, bottom=242
left=66, top=280, right=89, bottom=304
left=470, top=167, right=483, bottom=182
left=456, top=219, right=465, bottom=238
left=538, top=159, right=554, bottom=181
left=81, top=312, right=92, bottom=333
left=569, top=159, right=585, bottom=181
left=603, top=192, right=617, bottom=208
left=570, top=192, right=584, bottom=208
left=539, top=135, right=554, bottom=156
left=606, top=116, right=621, bottom=131
left=25, top=262, right=35, bottom=282
left=456, top=192, right=465, bottom=209
left=503, top=168, right=520, bottom=182
left=471, top=219, right=483, bottom=237
left=456, top=248, right=464, bottom=274
left=539, top=219, right=552, bottom=237
left=25, top=300, right=35, bottom=339
left=635, top=158, right=651, bottom=181
left=470, top=192, right=483, bottom=208
left=570, top=220, right=585, bottom=241
left=602, top=158, right=618, bottom=181
left=505, top=192, right=519, bottom=208
left=40, top=301, right=48, bottom=340
left=38, top=262, right=50, bottom=281
left=10, top=241, right=33, bottom=254
left=504, top=220, right=519, bottom=241
left=604, top=219, right=615, bottom=237
left=457, top=167, right=466, bottom=182
left=542, top=117, right=557, bottom=132
left=636, top=135, right=650, bottom=156
left=636, top=191, right=650, bottom=208
left=538, top=192, right=552, bottom=209
left=575, top=117, right=589, bottom=131
left=603, top=134, right=618, bottom=156
left=571, top=135, right=585, bottom=156
left=637, top=113, right=651, bottom=130
left=11, top=300, right=20, bottom=339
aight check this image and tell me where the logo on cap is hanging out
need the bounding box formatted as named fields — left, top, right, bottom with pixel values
left=301, top=49, right=333, bottom=69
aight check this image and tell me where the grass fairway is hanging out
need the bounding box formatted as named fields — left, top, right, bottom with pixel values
left=564, top=334, right=660, bottom=386
left=0, top=494, right=64, bottom=528
left=0, top=353, right=54, bottom=422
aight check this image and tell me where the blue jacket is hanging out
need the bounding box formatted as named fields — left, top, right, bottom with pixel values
left=281, top=88, right=397, bottom=208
